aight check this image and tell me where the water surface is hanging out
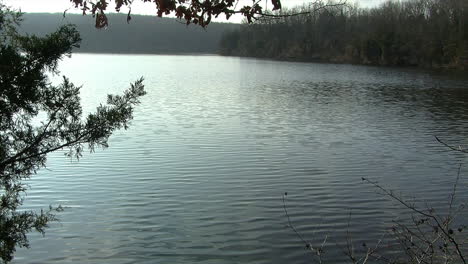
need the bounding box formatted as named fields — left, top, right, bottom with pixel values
left=16, top=54, right=468, bottom=263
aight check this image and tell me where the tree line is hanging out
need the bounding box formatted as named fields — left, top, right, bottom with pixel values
left=20, top=13, right=238, bottom=54
left=219, top=0, right=468, bottom=70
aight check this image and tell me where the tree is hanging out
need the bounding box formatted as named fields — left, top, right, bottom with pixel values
left=0, top=4, right=146, bottom=262
left=0, top=1, right=296, bottom=262
left=0, top=0, right=350, bottom=262
left=65, top=0, right=345, bottom=28
left=68, top=0, right=283, bottom=27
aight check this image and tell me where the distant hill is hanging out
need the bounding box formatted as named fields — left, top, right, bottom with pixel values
left=20, top=13, right=239, bottom=54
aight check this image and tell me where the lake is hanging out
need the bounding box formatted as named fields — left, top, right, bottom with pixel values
left=16, top=54, right=468, bottom=263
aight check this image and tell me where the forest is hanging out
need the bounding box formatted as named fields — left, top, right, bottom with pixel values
left=20, top=13, right=237, bottom=54
left=219, top=0, right=468, bottom=70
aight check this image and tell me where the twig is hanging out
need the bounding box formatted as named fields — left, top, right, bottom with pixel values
left=362, top=177, right=466, bottom=264
left=283, top=192, right=309, bottom=246
left=448, top=164, right=462, bottom=217
left=435, top=136, right=468, bottom=154
left=282, top=192, right=326, bottom=264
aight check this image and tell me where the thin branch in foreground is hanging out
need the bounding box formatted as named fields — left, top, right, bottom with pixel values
left=435, top=136, right=468, bottom=154
left=362, top=177, right=467, bottom=264
left=282, top=192, right=327, bottom=263
left=283, top=192, right=308, bottom=245
left=448, top=164, right=462, bottom=218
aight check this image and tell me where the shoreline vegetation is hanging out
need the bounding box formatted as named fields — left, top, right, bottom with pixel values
left=20, top=0, right=468, bottom=73
left=219, top=0, right=468, bottom=71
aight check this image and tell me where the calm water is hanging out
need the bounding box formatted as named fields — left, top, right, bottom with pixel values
left=16, top=54, right=468, bottom=263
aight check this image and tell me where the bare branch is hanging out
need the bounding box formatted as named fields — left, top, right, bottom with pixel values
left=435, top=136, right=468, bottom=154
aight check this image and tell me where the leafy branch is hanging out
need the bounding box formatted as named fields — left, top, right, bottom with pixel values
left=65, top=0, right=347, bottom=28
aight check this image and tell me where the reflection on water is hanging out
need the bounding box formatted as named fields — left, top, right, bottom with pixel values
left=16, top=55, right=468, bottom=264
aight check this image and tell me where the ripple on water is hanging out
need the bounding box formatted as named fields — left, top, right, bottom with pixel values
left=16, top=54, right=468, bottom=264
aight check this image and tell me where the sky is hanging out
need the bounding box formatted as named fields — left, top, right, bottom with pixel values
left=3, top=0, right=386, bottom=23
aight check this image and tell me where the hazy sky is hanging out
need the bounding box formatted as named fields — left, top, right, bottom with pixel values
left=4, top=0, right=386, bottom=22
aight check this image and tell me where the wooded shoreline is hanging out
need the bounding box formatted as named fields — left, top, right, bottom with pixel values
left=219, top=0, right=468, bottom=72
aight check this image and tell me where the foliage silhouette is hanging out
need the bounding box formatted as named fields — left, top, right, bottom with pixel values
left=0, top=4, right=146, bottom=262
left=65, top=0, right=344, bottom=28
left=68, top=0, right=283, bottom=27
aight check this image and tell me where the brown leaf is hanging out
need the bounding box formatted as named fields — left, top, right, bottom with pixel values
left=271, top=0, right=281, bottom=11
left=127, top=9, right=132, bottom=23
